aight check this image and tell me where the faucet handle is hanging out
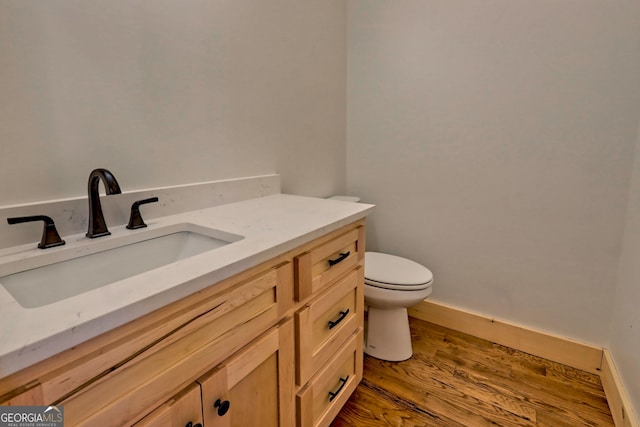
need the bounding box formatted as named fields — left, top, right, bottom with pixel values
left=7, top=215, right=66, bottom=249
left=126, top=197, right=159, bottom=230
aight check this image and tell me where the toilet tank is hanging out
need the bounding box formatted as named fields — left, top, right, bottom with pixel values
left=328, top=195, right=360, bottom=203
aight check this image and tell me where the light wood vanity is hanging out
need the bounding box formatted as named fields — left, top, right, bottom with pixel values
left=0, top=219, right=366, bottom=427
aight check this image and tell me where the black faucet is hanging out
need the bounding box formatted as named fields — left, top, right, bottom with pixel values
left=86, top=168, right=122, bottom=238
left=7, top=215, right=66, bottom=249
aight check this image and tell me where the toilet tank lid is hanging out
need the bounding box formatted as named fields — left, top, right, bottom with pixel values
left=365, top=252, right=433, bottom=286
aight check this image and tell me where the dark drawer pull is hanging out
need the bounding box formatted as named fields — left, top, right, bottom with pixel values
left=328, top=251, right=350, bottom=267
left=185, top=422, right=202, bottom=427
left=328, top=309, right=350, bottom=330
left=328, top=375, right=350, bottom=402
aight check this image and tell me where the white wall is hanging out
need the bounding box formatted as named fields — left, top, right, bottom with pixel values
left=610, top=118, right=640, bottom=417
left=0, top=0, right=346, bottom=205
left=347, top=1, right=640, bottom=344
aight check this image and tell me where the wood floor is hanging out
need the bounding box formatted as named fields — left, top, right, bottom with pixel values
left=333, top=317, right=614, bottom=427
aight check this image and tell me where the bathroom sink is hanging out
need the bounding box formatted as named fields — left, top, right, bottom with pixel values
left=0, top=223, right=243, bottom=308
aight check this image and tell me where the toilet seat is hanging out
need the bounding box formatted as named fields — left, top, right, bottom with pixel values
left=364, top=252, right=433, bottom=291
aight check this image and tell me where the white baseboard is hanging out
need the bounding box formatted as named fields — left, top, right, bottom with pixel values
left=408, top=300, right=639, bottom=427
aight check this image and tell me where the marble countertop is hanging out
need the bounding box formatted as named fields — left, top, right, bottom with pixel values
left=0, top=194, right=374, bottom=377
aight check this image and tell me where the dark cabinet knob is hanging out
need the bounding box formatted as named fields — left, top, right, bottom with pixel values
left=214, top=398, right=230, bottom=416
left=185, top=422, right=202, bottom=427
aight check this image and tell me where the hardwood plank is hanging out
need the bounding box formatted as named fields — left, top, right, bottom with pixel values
left=332, top=378, right=463, bottom=427
left=362, top=355, right=537, bottom=426
left=336, top=317, right=615, bottom=427
left=417, top=320, right=612, bottom=424
left=453, top=363, right=612, bottom=427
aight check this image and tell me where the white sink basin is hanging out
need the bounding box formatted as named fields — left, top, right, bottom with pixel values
left=0, top=223, right=243, bottom=308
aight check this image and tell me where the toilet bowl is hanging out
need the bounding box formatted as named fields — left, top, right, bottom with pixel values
left=364, top=251, right=433, bottom=362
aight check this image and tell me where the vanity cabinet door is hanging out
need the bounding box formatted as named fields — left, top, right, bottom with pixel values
left=134, top=383, right=203, bottom=427
left=198, top=318, right=295, bottom=427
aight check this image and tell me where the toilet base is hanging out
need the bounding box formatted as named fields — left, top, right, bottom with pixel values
left=364, top=306, right=412, bottom=361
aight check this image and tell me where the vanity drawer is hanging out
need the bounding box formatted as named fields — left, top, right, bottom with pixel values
left=295, top=226, right=365, bottom=301
left=296, top=267, right=363, bottom=386
left=61, top=263, right=290, bottom=426
left=296, top=328, right=363, bottom=427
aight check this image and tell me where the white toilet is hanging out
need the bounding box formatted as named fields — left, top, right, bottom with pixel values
left=364, top=252, right=433, bottom=361
left=327, top=195, right=434, bottom=362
